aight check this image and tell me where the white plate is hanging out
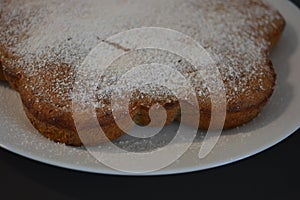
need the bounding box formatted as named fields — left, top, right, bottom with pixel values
left=0, top=0, right=299, bottom=176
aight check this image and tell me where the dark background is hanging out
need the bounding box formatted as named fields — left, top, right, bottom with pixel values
left=1, top=1, right=299, bottom=199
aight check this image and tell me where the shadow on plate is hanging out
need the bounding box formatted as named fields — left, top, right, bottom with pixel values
left=0, top=80, right=11, bottom=88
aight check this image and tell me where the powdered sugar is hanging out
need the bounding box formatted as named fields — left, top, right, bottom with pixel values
left=0, top=0, right=283, bottom=110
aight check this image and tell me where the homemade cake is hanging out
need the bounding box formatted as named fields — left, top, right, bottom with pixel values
left=0, top=0, right=285, bottom=146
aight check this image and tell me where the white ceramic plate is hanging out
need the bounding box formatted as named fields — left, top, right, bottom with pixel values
left=0, top=0, right=299, bottom=176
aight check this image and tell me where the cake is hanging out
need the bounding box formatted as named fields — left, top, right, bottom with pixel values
left=0, top=0, right=285, bottom=146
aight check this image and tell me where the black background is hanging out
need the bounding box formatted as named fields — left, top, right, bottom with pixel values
left=1, top=1, right=299, bottom=199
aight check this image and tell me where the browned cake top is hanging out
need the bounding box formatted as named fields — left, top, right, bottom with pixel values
left=0, top=0, right=284, bottom=112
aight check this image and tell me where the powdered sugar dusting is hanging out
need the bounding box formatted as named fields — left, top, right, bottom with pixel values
left=0, top=0, right=283, bottom=111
